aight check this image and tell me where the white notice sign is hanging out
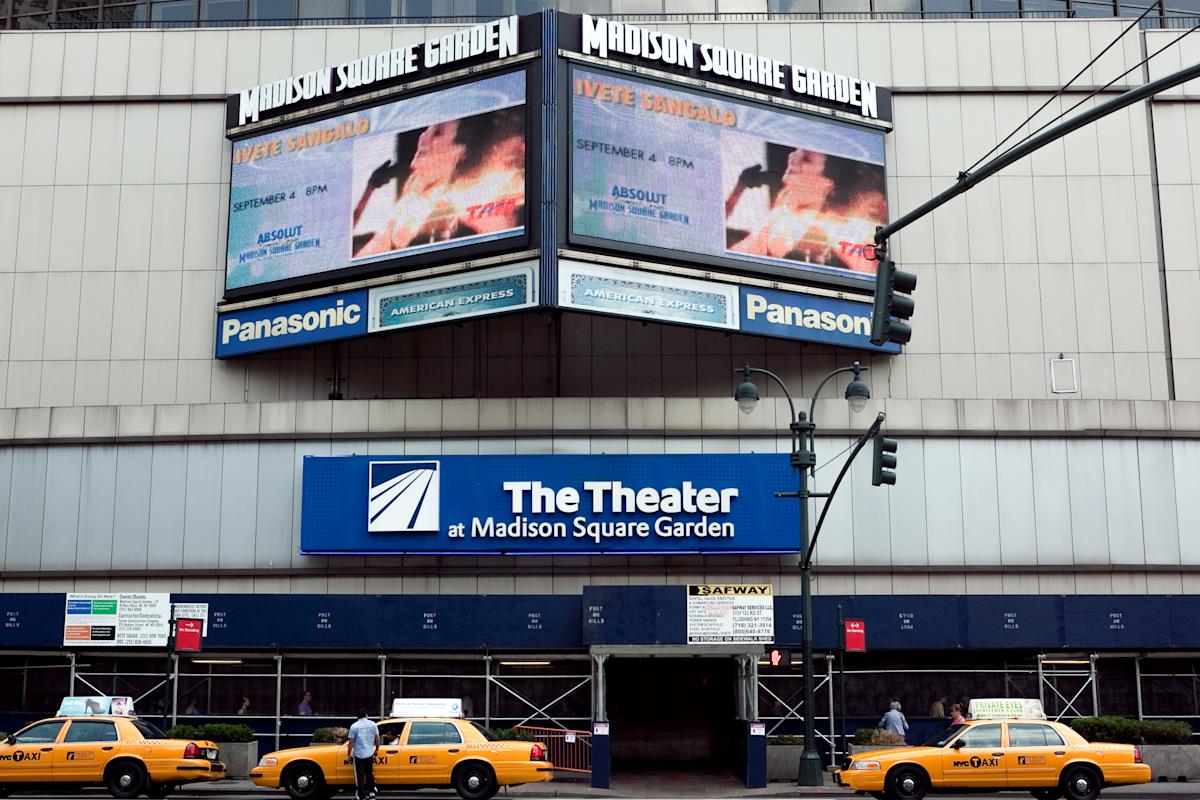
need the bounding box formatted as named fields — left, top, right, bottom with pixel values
left=172, top=603, right=210, bottom=636
left=686, top=584, right=774, bottom=644
left=64, top=593, right=171, bottom=648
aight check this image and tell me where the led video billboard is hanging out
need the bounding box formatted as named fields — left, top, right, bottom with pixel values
left=226, top=71, right=527, bottom=294
left=570, top=66, right=887, bottom=287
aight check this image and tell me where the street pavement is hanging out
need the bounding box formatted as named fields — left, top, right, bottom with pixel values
left=7, top=776, right=1198, bottom=800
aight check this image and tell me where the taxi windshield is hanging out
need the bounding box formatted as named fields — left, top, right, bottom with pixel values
left=470, top=722, right=498, bottom=742
left=922, top=723, right=968, bottom=747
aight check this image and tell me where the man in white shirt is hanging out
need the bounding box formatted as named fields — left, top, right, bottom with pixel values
left=346, top=709, right=380, bottom=800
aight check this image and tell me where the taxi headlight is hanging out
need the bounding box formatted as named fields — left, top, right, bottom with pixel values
left=850, top=761, right=881, bottom=770
left=259, top=757, right=278, bottom=767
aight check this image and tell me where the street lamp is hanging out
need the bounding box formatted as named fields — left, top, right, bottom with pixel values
left=734, top=362, right=870, bottom=786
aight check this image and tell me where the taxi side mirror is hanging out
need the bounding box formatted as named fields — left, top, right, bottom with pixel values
left=4, top=736, right=13, bottom=745
left=950, top=739, right=965, bottom=750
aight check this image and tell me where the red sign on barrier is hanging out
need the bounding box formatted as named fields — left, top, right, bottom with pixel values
left=844, top=619, right=866, bottom=652
left=175, top=619, right=203, bottom=652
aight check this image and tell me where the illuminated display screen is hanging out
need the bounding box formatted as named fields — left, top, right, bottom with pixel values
left=226, top=71, right=526, bottom=293
left=570, top=66, right=887, bottom=285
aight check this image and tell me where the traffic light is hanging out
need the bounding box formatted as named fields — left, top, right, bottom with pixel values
left=768, top=648, right=792, bottom=668
left=872, top=434, right=898, bottom=486
left=869, top=254, right=917, bottom=347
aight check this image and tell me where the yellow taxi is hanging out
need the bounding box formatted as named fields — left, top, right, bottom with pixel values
left=835, top=705, right=1150, bottom=800
left=0, top=715, right=225, bottom=799
left=251, top=717, right=553, bottom=800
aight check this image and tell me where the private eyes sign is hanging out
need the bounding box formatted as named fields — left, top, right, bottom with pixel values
left=302, top=454, right=801, bottom=555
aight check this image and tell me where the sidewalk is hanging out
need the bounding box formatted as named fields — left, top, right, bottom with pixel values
left=179, top=776, right=1196, bottom=798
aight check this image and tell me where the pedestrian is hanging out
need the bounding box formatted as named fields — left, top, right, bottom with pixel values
left=879, top=700, right=909, bottom=741
left=298, top=690, right=314, bottom=716
left=346, top=709, right=379, bottom=800
left=184, top=699, right=201, bottom=716
left=237, top=696, right=251, bottom=715
left=930, top=695, right=947, bottom=717
left=949, top=703, right=966, bottom=725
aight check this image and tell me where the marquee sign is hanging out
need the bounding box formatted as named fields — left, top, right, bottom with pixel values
left=216, top=10, right=895, bottom=357
left=301, top=453, right=800, bottom=555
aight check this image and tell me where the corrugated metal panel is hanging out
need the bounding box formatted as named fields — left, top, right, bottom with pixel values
left=849, top=433, right=891, bottom=565
left=6, top=447, right=48, bottom=571
left=146, top=444, right=187, bottom=570
left=255, top=441, right=296, bottom=568
left=1139, top=439, right=1182, bottom=565
left=112, top=445, right=153, bottom=570
left=182, top=443, right=223, bottom=569
left=995, top=439, right=1038, bottom=565
left=77, top=445, right=118, bottom=570
left=925, top=439, right=965, bottom=566
left=0, top=449, right=11, bottom=567
left=1067, top=439, right=1109, bottom=564
left=959, top=439, right=1001, bottom=564
left=1104, top=439, right=1146, bottom=565
left=218, top=442, right=259, bottom=569
left=888, top=437, right=928, bottom=565
left=40, top=447, right=82, bottom=572
left=1031, top=439, right=1074, bottom=565
left=1173, top=440, right=1200, bottom=564
left=814, top=436, right=856, bottom=566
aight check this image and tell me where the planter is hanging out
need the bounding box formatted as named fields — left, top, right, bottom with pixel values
left=1141, top=744, right=1200, bottom=781
left=849, top=744, right=910, bottom=756
left=766, top=746, right=803, bottom=781
left=216, top=741, right=259, bottom=779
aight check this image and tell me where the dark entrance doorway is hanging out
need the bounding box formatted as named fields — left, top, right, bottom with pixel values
left=606, top=657, right=739, bottom=772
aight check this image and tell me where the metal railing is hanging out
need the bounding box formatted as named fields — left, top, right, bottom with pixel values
left=513, top=723, right=591, bottom=774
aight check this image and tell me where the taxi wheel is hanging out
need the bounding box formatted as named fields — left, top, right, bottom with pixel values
left=1060, top=766, right=1101, bottom=800
left=283, top=763, right=326, bottom=800
left=452, top=762, right=497, bottom=800
left=885, top=766, right=928, bottom=800
left=105, top=761, right=148, bottom=799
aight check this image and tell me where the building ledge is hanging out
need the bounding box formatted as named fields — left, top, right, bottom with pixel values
left=1, top=397, right=1198, bottom=445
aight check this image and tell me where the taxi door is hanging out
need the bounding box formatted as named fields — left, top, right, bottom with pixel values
left=372, top=723, right=406, bottom=786
left=940, top=723, right=1006, bottom=788
left=0, top=720, right=66, bottom=781
left=1004, top=723, right=1068, bottom=788
left=398, top=721, right=460, bottom=784
left=53, top=719, right=120, bottom=782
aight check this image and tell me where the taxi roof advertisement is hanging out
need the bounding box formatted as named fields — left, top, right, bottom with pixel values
left=301, top=453, right=801, bottom=555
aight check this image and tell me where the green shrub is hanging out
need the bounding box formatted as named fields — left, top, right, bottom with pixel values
left=198, top=723, right=256, bottom=743
left=165, top=724, right=200, bottom=740
left=490, top=728, right=536, bottom=741
left=311, top=727, right=348, bottom=744
left=853, top=728, right=876, bottom=745
left=768, top=735, right=804, bottom=746
left=1070, top=716, right=1143, bottom=744
left=1139, top=720, right=1193, bottom=745
left=853, top=728, right=905, bottom=746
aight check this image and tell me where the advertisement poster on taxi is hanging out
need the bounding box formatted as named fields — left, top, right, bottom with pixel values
left=571, top=66, right=886, bottom=285
left=226, top=71, right=526, bottom=292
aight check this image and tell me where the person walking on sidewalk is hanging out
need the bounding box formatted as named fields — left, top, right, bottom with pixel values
left=879, top=700, right=909, bottom=742
left=347, top=709, right=380, bottom=800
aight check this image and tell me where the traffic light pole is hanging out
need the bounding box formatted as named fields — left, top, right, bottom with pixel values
left=875, top=58, right=1200, bottom=246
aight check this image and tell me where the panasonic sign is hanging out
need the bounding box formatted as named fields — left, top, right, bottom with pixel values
left=738, top=286, right=901, bottom=353
left=215, top=290, right=368, bottom=358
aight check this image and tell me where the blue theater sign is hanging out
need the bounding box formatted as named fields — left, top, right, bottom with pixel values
left=301, top=454, right=799, bottom=555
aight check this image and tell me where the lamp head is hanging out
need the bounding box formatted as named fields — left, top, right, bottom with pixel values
left=734, top=366, right=760, bottom=415
left=845, top=362, right=871, bottom=413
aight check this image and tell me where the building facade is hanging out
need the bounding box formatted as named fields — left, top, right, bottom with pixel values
left=1, top=0, right=1199, bottom=775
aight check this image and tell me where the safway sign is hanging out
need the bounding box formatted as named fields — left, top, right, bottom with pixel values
left=302, top=454, right=800, bottom=555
